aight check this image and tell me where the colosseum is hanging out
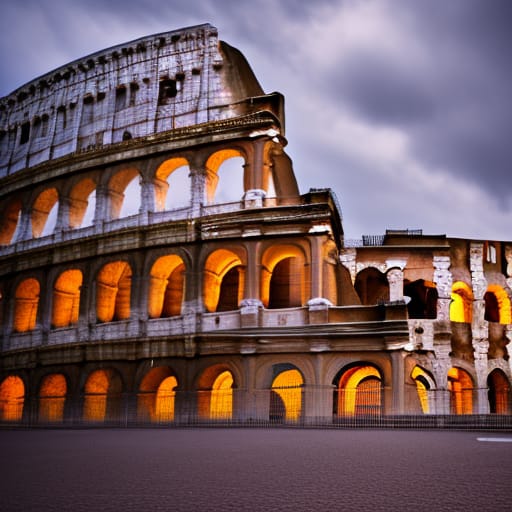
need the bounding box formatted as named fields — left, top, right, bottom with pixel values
left=0, top=23, right=511, bottom=426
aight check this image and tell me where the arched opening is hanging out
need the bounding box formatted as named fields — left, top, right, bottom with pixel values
left=0, top=375, right=24, bottom=422
left=138, top=367, right=178, bottom=423
left=450, top=281, right=473, bottom=323
left=448, top=367, right=474, bottom=415
left=203, top=249, right=244, bottom=312
left=14, top=278, right=40, bottom=332
left=484, top=285, right=511, bottom=324
left=261, top=245, right=307, bottom=309
left=0, top=199, right=22, bottom=244
left=39, top=374, right=67, bottom=423
left=487, top=369, right=511, bottom=414
left=51, top=269, right=83, bottom=328
left=205, top=150, right=245, bottom=204
left=154, top=158, right=191, bottom=211
left=197, top=366, right=234, bottom=420
left=270, top=366, right=303, bottom=422
left=32, top=188, right=59, bottom=238
left=404, top=279, right=438, bottom=319
left=96, top=261, right=132, bottom=322
left=334, top=364, right=382, bottom=417
left=355, top=267, right=389, bottom=305
left=108, top=168, right=141, bottom=220
left=69, top=178, right=96, bottom=228
left=83, top=369, right=123, bottom=423
left=411, top=366, right=435, bottom=414
left=148, top=255, right=185, bottom=318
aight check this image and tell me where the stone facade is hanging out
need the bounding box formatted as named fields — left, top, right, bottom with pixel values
left=0, top=25, right=510, bottom=425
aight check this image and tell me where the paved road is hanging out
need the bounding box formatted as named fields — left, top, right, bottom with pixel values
left=0, top=428, right=511, bottom=511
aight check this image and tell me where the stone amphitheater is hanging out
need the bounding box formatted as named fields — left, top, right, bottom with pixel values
left=0, top=24, right=511, bottom=426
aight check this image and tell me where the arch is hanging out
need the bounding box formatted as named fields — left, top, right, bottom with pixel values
left=83, top=368, right=123, bottom=422
left=205, top=149, right=245, bottom=204
left=270, top=366, right=303, bottom=422
left=39, top=373, right=67, bottom=423
left=96, top=261, right=132, bottom=322
left=0, top=375, right=24, bottom=422
left=355, top=267, right=389, bottom=305
left=0, top=198, right=22, bottom=244
left=69, top=178, right=96, bottom=228
left=487, top=369, right=511, bottom=414
left=203, top=249, right=244, bottom=312
left=51, top=269, right=83, bottom=328
left=32, top=188, right=59, bottom=238
left=411, top=366, right=435, bottom=414
left=197, top=365, right=234, bottom=420
left=484, top=285, right=511, bottom=324
left=450, top=281, right=473, bottom=323
left=138, top=367, right=178, bottom=423
left=148, top=255, right=185, bottom=318
left=14, top=278, right=40, bottom=332
left=154, top=157, right=191, bottom=211
left=448, top=367, right=474, bottom=415
left=404, top=279, right=438, bottom=319
left=334, top=364, right=382, bottom=417
left=108, top=168, right=141, bottom=219
left=261, top=244, right=307, bottom=309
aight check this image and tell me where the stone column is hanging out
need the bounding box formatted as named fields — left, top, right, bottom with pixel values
left=473, top=339, right=490, bottom=414
left=386, top=262, right=405, bottom=302
left=93, top=184, right=109, bottom=233
left=303, top=385, right=335, bottom=424
left=431, top=340, right=452, bottom=415
left=13, top=206, right=32, bottom=242
left=139, top=176, right=155, bottom=216
left=433, top=255, right=452, bottom=321
left=390, top=350, right=406, bottom=415
left=55, top=195, right=70, bottom=233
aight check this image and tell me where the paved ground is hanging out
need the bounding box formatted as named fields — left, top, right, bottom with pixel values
left=0, top=428, right=511, bottom=511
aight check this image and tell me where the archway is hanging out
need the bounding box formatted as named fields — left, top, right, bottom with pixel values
left=0, top=375, right=24, bottom=422
left=148, top=255, right=185, bottom=318
left=108, top=168, right=141, bottom=220
left=355, top=268, right=389, bottom=305
left=51, top=269, right=83, bottom=328
left=96, top=261, right=132, bottom=322
left=404, top=279, right=438, bottom=319
left=411, top=366, right=435, bottom=414
left=69, top=178, right=96, bottom=228
left=39, top=374, right=67, bottom=423
left=197, top=366, right=234, bottom=420
left=138, top=367, right=178, bottom=423
left=154, top=157, right=191, bottom=211
left=487, top=369, right=511, bottom=414
left=335, top=364, right=382, bottom=417
left=83, top=369, right=123, bottom=423
left=270, top=366, right=303, bottom=422
left=13, top=278, right=40, bottom=332
left=448, top=367, right=473, bottom=415
left=0, top=199, right=21, bottom=244
left=450, top=281, right=473, bottom=323
left=484, top=285, right=511, bottom=324
left=32, top=188, right=59, bottom=238
left=205, top=149, right=245, bottom=204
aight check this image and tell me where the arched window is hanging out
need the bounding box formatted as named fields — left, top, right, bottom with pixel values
left=96, top=261, right=132, bottom=322
left=197, top=366, right=234, bottom=420
left=32, top=188, right=59, bottom=238
left=0, top=375, right=24, bottom=422
left=52, top=269, right=83, bottom=328
left=138, top=367, right=178, bottom=423
left=448, top=367, right=473, bottom=415
left=450, top=281, right=473, bottom=323
left=0, top=199, right=22, bottom=245
left=404, top=279, right=438, bottom=319
left=108, top=168, right=141, bottom=220
left=154, top=158, right=191, bottom=211
left=270, top=366, right=303, bottom=422
left=69, top=178, right=96, bottom=229
left=83, top=369, right=122, bottom=423
left=484, top=285, right=511, bottom=324
left=14, top=278, right=40, bottom=332
left=487, top=369, right=511, bottom=414
left=411, top=366, right=435, bottom=414
left=205, top=150, right=245, bottom=204
left=39, top=374, right=67, bottom=423
left=148, top=255, right=185, bottom=318
left=355, top=267, right=389, bottom=305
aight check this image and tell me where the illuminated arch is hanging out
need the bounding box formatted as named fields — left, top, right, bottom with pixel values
left=404, top=279, right=438, bottom=319
left=108, top=168, right=141, bottom=219
left=69, top=178, right=96, bottom=228
left=411, top=366, right=435, bottom=414
left=203, top=249, right=244, bottom=312
left=138, top=367, right=178, bottom=422
left=32, top=188, right=59, bottom=238
left=335, top=364, right=382, bottom=417
left=487, top=369, right=511, bottom=414
left=0, top=375, right=24, bottom=422
left=484, top=285, right=511, bottom=324
left=14, top=278, right=40, bottom=332
left=261, top=245, right=307, bottom=309
left=0, top=198, right=22, bottom=244
left=96, top=261, right=132, bottom=322
left=83, top=369, right=123, bottom=422
left=197, top=366, right=234, bottom=420
left=355, top=267, right=389, bottom=305
left=51, top=269, right=83, bottom=328
left=154, top=157, right=190, bottom=211
left=39, top=374, right=67, bottom=423
left=271, top=367, right=303, bottom=422
left=148, top=255, right=185, bottom=318
left=450, top=281, right=473, bottom=323
left=448, top=367, right=474, bottom=415
left=205, top=149, right=245, bottom=204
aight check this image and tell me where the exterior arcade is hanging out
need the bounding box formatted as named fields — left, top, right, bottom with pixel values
left=0, top=24, right=511, bottom=426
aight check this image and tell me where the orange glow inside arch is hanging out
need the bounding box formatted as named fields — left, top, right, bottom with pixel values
left=138, top=367, right=178, bottom=423
left=154, top=157, right=190, bottom=211
left=210, top=371, right=233, bottom=420
left=411, top=366, right=434, bottom=414
left=14, top=278, right=40, bottom=332
left=148, top=255, right=185, bottom=318
left=485, top=285, right=511, bottom=324
left=271, top=369, right=303, bottom=421
left=338, top=366, right=381, bottom=416
left=96, top=261, right=132, bottom=322
left=52, top=269, right=83, bottom=328
left=450, top=281, right=473, bottom=323
left=0, top=375, right=24, bottom=421
left=448, top=367, right=473, bottom=415
left=39, top=374, right=67, bottom=423
left=83, top=369, right=122, bottom=422
left=205, top=149, right=244, bottom=203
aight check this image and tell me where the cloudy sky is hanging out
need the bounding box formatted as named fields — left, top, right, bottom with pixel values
left=1, top=0, right=511, bottom=241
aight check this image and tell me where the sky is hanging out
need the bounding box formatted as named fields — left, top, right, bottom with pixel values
left=1, top=0, right=511, bottom=242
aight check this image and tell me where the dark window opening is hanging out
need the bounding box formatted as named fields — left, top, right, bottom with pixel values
left=41, top=115, right=49, bottom=137
left=122, top=131, right=132, bottom=141
left=20, top=122, right=30, bottom=145
left=115, top=86, right=127, bottom=111
left=158, top=78, right=177, bottom=105
left=81, top=96, right=94, bottom=125
left=129, top=83, right=139, bottom=106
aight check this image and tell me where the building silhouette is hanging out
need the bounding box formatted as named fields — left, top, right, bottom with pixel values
left=0, top=24, right=511, bottom=425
